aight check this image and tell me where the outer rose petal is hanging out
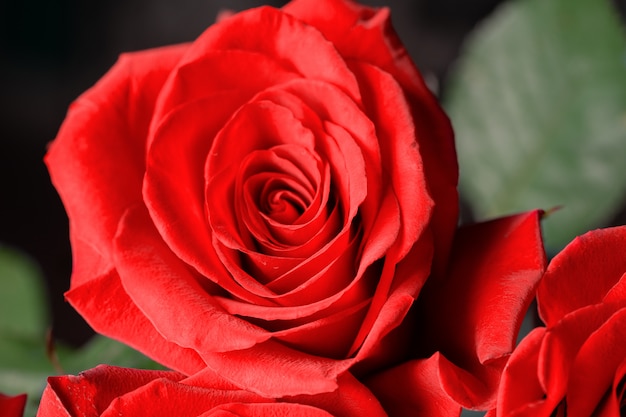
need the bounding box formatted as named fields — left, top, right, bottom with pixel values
left=283, top=0, right=429, bottom=95
left=45, top=44, right=187, bottom=289
left=65, top=269, right=206, bottom=375
left=200, top=339, right=353, bottom=397
left=537, top=226, right=626, bottom=327
left=36, top=365, right=387, bottom=417
left=289, top=372, right=389, bottom=417
left=366, top=354, right=462, bottom=417
left=37, top=366, right=184, bottom=417
left=415, top=211, right=546, bottom=409
left=152, top=4, right=361, bottom=124
left=0, top=393, right=26, bottom=417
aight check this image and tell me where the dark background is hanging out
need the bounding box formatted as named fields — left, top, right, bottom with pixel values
left=1, top=0, right=624, bottom=346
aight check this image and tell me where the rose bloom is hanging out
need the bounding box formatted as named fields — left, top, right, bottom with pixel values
left=0, top=392, right=26, bottom=417
left=36, top=365, right=388, bottom=417
left=46, top=0, right=458, bottom=396
left=487, top=226, right=626, bottom=416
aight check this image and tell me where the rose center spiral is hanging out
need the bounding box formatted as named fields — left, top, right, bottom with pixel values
left=263, top=187, right=306, bottom=224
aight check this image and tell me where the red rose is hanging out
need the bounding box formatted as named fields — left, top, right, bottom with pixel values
left=367, top=211, right=546, bottom=414
left=46, top=0, right=458, bottom=396
left=487, top=226, right=626, bottom=416
left=36, top=365, right=387, bottom=417
left=0, top=392, right=26, bottom=417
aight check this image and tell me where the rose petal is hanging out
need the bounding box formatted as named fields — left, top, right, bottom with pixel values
left=285, top=0, right=458, bottom=274
left=271, top=298, right=370, bottom=358
left=151, top=50, right=296, bottom=139
left=496, top=327, right=553, bottom=416
left=415, top=210, right=546, bottom=409
left=144, top=91, right=254, bottom=285
left=145, top=52, right=298, bottom=287
left=100, top=378, right=269, bottom=417
left=39, top=364, right=385, bottom=417
left=353, top=234, right=433, bottom=363
left=65, top=270, right=205, bottom=375
left=566, top=306, right=626, bottom=417
left=206, top=98, right=318, bottom=251
left=0, top=393, right=26, bottom=417
left=186, top=362, right=388, bottom=417
left=113, top=204, right=271, bottom=353
left=349, top=61, right=432, bottom=261
left=210, top=225, right=355, bottom=304
left=235, top=81, right=377, bottom=227
left=206, top=82, right=369, bottom=234
left=201, top=339, right=353, bottom=397
left=588, top=357, right=626, bottom=417
left=238, top=146, right=333, bottom=253
left=282, top=0, right=419, bottom=94
left=206, top=96, right=317, bottom=179
left=538, top=301, right=626, bottom=402
left=195, top=403, right=333, bottom=417
left=40, top=365, right=184, bottom=417
left=366, top=354, right=462, bottom=417
left=603, top=272, right=626, bottom=304
left=212, top=253, right=372, bottom=323
left=346, top=61, right=438, bottom=355
left=151, top=50, right=297, bottom=127
left=173, top=6, right=361, bottom=104
left=289, top=372, right=388, bottom=417
left=46, top=44, right=187, bottom=288
left=537, top=226, right=626, bottom=327
left=437, top=353, right=507, bottom=412
left=266, top=229, right=359, bottom=301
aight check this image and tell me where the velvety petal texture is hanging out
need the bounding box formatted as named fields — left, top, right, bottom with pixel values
left=366, top=355, right=462, bottom=417
left=537, top=226, right=626, bottom=327
left=46, top=44, right=189, bottom=289
left=46, top=0, right=458, bottom=396
left=36, top=365, right=388, bottom=417
left=413, top=210, right=547, bottom=410
left=491, top=226, right=626, bottom=416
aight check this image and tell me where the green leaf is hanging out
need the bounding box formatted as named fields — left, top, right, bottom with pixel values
left=58, top=335, right=165, bottom=374
left=0, top=245, right=51, bottom=417
left=445, top=0, right=626, bottom=250
left=0, top=246, right=47, bottom=340
left=0, top=335, right=164, bottom=417
left=0, top=245, right=162, bottom=417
